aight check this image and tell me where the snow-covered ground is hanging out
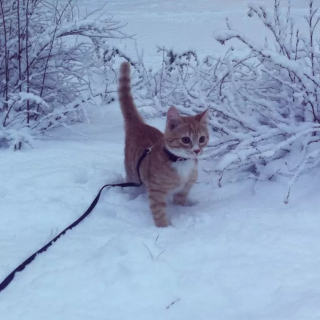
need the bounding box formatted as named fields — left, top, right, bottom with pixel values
left=100, top=0, right=310, bottom=66
left=1, top=0, right=320, bottom=319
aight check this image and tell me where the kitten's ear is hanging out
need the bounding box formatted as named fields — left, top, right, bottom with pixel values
left=195, top=108, right=209, bottom=124
left=167, top=106, right=182, bottom=130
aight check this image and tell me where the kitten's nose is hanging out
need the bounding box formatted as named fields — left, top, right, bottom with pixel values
left=193, top=149, right=200, bottom=155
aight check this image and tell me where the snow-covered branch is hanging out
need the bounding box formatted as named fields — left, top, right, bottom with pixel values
left=0, top=0, right=129, bottom=149
left=127, top=0, right=320, bottom=193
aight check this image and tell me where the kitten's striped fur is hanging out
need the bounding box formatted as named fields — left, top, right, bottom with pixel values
left=118, top=62, right=209, bottom=227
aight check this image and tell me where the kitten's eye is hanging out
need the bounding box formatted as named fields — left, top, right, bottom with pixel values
left=199, top=136, right=206, bottom=143
left=181, top=137, right=191, bottom=144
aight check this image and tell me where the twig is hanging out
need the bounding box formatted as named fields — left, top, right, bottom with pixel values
left=166, top=298, right=181, bottom=310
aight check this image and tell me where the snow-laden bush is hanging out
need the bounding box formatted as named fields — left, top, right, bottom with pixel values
left=127, top=0, right=320, bottom=199
left=213, top=0, right=320, bottom=199
left=0, top=0, right=127, bottom=149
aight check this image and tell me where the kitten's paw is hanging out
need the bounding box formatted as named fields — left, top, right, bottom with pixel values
left=174, top=196, right=198, bottom=207
left=173, top=194, right=187, bottom=206
left=154, top=218, right=170, bottom=228
left=184, top=199, right=199, bottom=207
left=173, top=198, right=186, bottom=206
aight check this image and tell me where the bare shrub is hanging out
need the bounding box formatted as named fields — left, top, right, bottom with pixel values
left=0, top=0, right=127, bottom=149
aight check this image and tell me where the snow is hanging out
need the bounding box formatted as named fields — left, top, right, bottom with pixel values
left=92, top=0, right=309, bottom=66
left=17, top=92, right=50, bottom=109
left=1, top=0, right=320, bottom=319
left=2, top=104, right=320, bottom=319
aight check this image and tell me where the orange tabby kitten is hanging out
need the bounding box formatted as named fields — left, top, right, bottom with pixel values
left=118, top=62, right=209, bottom=227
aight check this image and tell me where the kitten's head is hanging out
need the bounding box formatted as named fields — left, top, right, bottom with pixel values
left=164, top=106, right=209, bottom=159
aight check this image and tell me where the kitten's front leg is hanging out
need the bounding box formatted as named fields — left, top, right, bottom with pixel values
left=148, top=187, right=169, bottom=228
left=174, top=170, right=197, bottom=206
left=173, top=183, right=193, bottom=206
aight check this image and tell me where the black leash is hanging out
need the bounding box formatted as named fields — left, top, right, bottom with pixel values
left=0, top=147, right=152, bottom=294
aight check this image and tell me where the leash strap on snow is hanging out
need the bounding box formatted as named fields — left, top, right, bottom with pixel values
left=0, top=147, right=152, bottom=294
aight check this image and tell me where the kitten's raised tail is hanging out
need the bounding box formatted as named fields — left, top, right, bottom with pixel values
left=118, top=62, right=144, bottom=125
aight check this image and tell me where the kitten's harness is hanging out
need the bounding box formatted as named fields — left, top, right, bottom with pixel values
left=0, top=146, right=189, bottom=293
